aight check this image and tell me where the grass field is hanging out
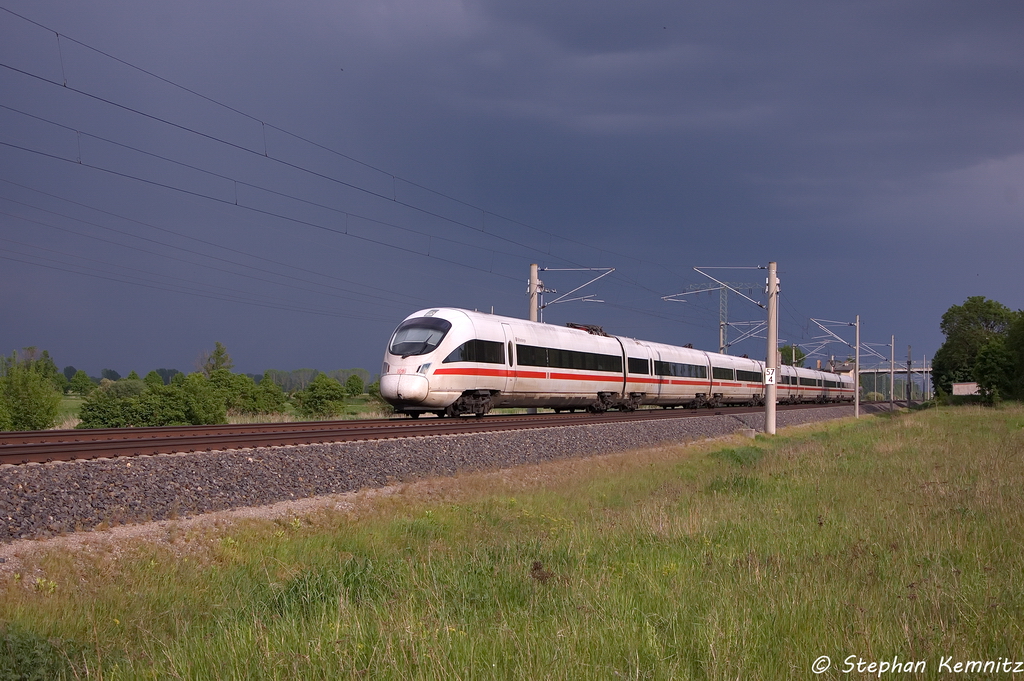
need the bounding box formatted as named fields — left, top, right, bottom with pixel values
left=4, top=405, right=1023, bottom=679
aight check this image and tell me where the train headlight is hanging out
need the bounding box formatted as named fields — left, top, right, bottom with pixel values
left=382, top=362, right=389, bottom=374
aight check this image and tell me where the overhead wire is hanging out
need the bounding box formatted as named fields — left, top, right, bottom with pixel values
left=0, top=243, right=394, bottom=321
left=0, top=193, right=424, bottom=311
left=0, top=4, right=833, bottom=341
left=0, top=6, right=697, bottom=293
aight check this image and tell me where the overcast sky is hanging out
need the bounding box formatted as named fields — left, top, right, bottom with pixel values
left=1, top=0, right=1021, bottom=377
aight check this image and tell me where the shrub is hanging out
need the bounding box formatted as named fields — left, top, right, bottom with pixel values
left=0, top=398, right=11, bottom=431
left=78, top=373, right=226, bottom=428
left=0, top=352, right=62, bottom=431
left=249, top=371, right=288, bottom=414
left=209, top=369, right=288, bottom=416
left=366, top=379, right=394, bottom=415
left=345, top=374, right=365, bottom=397
left=295, top=373, right=346, bottom=419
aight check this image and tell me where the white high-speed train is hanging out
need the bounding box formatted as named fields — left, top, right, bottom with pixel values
left=379, top=308, right=855, bottom=417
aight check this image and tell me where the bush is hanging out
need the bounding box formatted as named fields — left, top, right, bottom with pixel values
left=295, top=373, right=347, bottom=419
left=864, top=392, right=885, bottom=401
left=209, top=369, right=287, bottom=416
left=345, top=374, right=365, bottom=397
left=366, top=379, right=394, bottom=415
left=0, top=353, right=62, bottom=431
left=249, top=371, right=288, bottom=414
left=78, top=373, right=226, bottom=428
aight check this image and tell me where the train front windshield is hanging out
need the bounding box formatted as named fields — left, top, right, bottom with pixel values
left=389, top=317, right=452, bottom=357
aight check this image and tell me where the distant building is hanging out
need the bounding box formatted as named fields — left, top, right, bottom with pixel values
left=952, top=382, right=979, bottom=396
left=831, top=362, right=856, bottom=376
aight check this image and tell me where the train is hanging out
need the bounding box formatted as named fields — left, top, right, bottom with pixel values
left=379, top=308, right=855, bottom=417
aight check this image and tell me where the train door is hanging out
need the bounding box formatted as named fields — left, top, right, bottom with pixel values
left=501, top=323, right=517, bottom=396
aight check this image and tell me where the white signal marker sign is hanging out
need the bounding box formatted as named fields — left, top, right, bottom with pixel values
left=765, top=368, right=776, bottom=385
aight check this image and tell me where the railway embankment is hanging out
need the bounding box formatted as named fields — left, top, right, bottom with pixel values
left=1, top=405, right=879, bottom=542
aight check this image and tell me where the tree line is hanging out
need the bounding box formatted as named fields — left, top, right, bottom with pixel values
left=931, top=296, right=1024, bottom=402
left=0, top=342, right=386, bottom=431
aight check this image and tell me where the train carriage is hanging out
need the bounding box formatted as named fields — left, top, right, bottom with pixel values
left=380, top=308, right=852, bottom=417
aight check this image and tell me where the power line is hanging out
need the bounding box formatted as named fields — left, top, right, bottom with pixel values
left=0, top=248, right=393, bottom=321
left=0, top=5, right=697, bottom=288
left=0, top=6, right=841, bottom=344
left=0, top=194, right=421, bottom=312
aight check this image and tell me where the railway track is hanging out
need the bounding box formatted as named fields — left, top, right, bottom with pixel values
left=0, top=403, right=856, bottom=466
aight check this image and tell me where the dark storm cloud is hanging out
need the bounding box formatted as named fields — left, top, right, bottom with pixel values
left=0, top=0, right=1021, bottom=376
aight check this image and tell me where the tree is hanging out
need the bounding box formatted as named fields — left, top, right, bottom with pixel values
left=101, top=368, right=122, bottom=382
left=199, top=342, right=234, bottom=377
left=70, top=370, right=97, bottom=396
left=1007, top=313, right=1024, bottom=400
left=0, top=351, right=62, bottom=431
left=62, top=365, right=78, bottom=382
left=294, top=373, right=347, bottom=419
left=143, top=370, right=165, bottom=390
left=974, top=338, right=1014, bottom=404
left=15, top=348, right=67, bottom=393
left=345, top=373, right=365, bottom=397
left=155, top=368, right=181, bottom=385
left=779, top=345, right=806, bottom=367
left=125, top=370, right=140, bottom=380
left=931, top=297, right=1015, bottom=395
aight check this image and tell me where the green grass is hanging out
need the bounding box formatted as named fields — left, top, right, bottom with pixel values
left=3, top=405, right=1023, bottom=679
left=55, top=396, right=83, bottom=428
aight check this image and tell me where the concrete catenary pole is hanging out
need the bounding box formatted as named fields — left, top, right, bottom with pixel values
left=765, top=262, right=778, bottom=435
left=890, top=334, right=895, bottom=412
left=855, top=315, right=860, bottom=418
left=529, top=264, right=540, bottom=322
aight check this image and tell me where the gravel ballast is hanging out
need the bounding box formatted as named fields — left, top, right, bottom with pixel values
left=0, top=406, right=869, bottom=543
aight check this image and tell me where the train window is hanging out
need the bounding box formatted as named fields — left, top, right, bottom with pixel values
left=799, top=377, right=816, bottom=386
left=736, top=370, right=764, bottom=383
left=515, top=344, right=623, bottom=372
left=443, top=339, right=505, bottom=364
left=389, top=317, right=452, bottom=357
left=628, top=357, right=650, bottom=375
left=551, top=348, right=622, bottom=372
left=516, top=345, right=547, bottom=367
left=653, top=361, right=707, bottom=378
left=712, top=367, right=734, bottom=381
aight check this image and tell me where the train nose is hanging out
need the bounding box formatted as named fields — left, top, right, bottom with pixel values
left=380, top=373, right=429, bottom=404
